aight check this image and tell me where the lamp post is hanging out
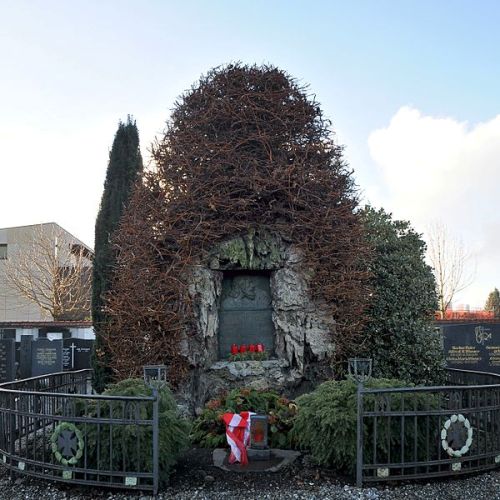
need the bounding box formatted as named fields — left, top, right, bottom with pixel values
left=348, top=358, right=372, bottom=488
left=348, top=358, right=372, bottom=385
left=143, top=365, right=168, bottom=388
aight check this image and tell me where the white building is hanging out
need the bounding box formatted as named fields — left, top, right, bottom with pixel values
left=0, top=223, right=94, bottom=341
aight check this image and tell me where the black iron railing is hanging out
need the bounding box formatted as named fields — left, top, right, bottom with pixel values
left=0, top=370, right=159, bottom=494
left=356, top=368, right=500, bottom=485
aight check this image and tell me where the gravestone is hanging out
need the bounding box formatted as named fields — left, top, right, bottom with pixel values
left=442, top=322, right=500, bottom=373
left=218, top=273, right=274, bottom=359
left=62, top=339, right=93, bottom=371
left=0, top=339, right=16, bottom=383
left=19, top=335, right=33, bottom=379
left=0, top=329, right=16, bottom=340
left=31, top=338, right=63, bottom=377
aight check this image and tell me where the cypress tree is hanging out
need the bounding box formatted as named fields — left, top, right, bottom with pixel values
left=91, top=116, right=143, bottom=392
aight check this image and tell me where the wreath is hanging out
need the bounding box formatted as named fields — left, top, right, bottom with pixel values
left=441, top=414, right=473, bottom=458
left=50, top=421, right=84, bottom=466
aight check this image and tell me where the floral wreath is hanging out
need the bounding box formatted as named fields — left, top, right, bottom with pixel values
left=441, top=414, right=473, bottom=458
left=50, top=422, right=84, bottom=466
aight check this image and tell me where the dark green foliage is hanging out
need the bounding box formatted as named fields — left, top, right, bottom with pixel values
left=92, top=117, right=143, bottom=392
left=360, top=207, right=444, bottom=385
left=292, top=378, right=437, bottom=472
left=191, top=387, right=297, bottom=449
left=485, top=288, right=500, bottom=317
left=228, top=351, right=269, bottom=362
left=82, top=379, right=189, bottom=484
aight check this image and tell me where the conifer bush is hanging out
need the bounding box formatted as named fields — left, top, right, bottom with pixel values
left=292, top=378, right=437, bottom=471
left=82, top=379, right=189, bottom=483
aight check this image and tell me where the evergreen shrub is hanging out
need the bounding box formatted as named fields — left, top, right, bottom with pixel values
left=292, top=378, right=437, bottom=472
left=82, top=379, right=189, bottom=484
left=191, top=387, right=297, bottom=448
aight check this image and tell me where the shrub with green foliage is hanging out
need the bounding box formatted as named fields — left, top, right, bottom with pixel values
left=82, top=379, right=189, bottom=484
left=360, top=207, right=444, bottom=385
left=292, top=378, right=437, bottom=472
left=191, top=387, right=297, bottom=449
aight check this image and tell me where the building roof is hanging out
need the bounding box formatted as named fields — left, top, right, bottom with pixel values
left=0, top=320, right=93, bottom=329
left=0, top=222, right=93, bottom=254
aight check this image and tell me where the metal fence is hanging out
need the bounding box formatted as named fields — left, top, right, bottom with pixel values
left=356, top=368, right=500, bottom=485
left=0, top=370, right=159, bottom=494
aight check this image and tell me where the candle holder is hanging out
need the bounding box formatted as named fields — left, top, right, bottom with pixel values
left=247, top=414, right=271, bottom=461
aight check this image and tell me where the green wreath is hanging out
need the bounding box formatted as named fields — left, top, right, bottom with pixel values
left=50, top=422, right=84, bottom=466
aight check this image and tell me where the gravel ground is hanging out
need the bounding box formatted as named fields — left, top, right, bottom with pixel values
left=1, top=449, right=500, bottom=500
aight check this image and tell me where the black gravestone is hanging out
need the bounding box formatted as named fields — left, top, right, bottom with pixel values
left=0, top=329, right=16, bottom=340
left=218, top=273, right=274, bottom=359
left=442, top=323, right=500, bottom=373
left=19, top=335, right=33, bottom=379
left=31, top=338, right=63, bottom=377
left=0, top=339, right=16, bottom=383
left=62, top=339, right=93, bottom=370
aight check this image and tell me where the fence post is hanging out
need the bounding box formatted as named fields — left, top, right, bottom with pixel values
left=9, top=392, right=16, bottom=481
left=152, top=388, right=159, bottom=496
left=356, top=382, right=364, bottom=488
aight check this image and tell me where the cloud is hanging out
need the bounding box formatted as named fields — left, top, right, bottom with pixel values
left=368, top=106, right=500, bottom=306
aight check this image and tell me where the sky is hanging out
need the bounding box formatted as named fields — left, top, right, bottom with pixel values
left=1, top=0, right=499, bottom=307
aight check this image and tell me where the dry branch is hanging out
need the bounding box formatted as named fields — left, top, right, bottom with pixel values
left=104, top=64, right=372, bottom=384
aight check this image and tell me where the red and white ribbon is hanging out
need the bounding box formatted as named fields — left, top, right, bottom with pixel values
left=222, top=411, right=255, bottom=465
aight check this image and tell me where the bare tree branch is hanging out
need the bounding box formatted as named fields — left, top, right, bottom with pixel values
left=426, top=222, right=475, bottom=318
left=4, top=224, right=92, bottom=321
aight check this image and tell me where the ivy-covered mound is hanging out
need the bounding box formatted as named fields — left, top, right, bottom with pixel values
left=191, top=387, right=297, bottom=449
left=292, top=378, right=437, bottom=472
left=82, top=379, right=189, bottom=484
left=104, top=64, right=371, bottom=384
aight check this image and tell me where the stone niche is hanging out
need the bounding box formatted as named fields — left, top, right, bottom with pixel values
left=178, top=228, right=335, bottom=414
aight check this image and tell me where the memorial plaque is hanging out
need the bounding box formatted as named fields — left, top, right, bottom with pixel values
left=218, top=273, right=274, bottom=358
left=0, top=339, right=15, bottom=383
left=442, top=323, right=500, bottom=373
left=31, top=339, right=63, bottom=377
left=62, top=339, right=93, bottom=370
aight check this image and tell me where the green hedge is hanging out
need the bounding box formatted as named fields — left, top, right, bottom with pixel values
left=292, top=378, right=437, bottom=471
left=81, top=379, right=189, bottom=484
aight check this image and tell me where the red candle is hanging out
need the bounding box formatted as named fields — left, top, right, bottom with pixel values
left=256, top=343, right=264, bottom=352
left=249, top=344, right=256, bottom=352
left=230, top=344, right=238, bottom=355
left=239, top=344, right=247, bottom=353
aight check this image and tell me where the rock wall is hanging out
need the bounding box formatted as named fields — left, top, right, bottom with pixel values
left=178, top=229, right=335, bottom=414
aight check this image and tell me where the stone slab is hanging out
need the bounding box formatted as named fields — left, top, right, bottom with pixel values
left=62, top=339, right=93, bottom=371
left=213, top=448, right=300, bottom=472
left=19, top=335, right=33, bottom=379
left=442, top=322, right=500, bottom=373
left=0, top=339, right=16, bottom=383
left=31, top=338, right=63, bottom=377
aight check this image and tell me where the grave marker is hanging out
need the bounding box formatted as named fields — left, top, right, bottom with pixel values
left=19, top=335, right=33, bottom=379
left=31, top=338, right=63, bottom=377
left=442, top=322, right=500, bottom=373
left=0, top=339, right=15, bottom=383
left=62, top=339, right=93, bottom=370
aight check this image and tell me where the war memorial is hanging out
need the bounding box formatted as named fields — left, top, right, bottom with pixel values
left=0, top=65, right=499, bottom=497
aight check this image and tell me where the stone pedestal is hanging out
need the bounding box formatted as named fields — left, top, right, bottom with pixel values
left=247, top=447, right=271, bottom=461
